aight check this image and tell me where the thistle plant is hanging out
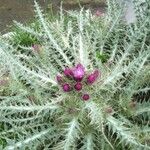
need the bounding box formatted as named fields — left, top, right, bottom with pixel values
left=0, top=0, right=150, bottom=150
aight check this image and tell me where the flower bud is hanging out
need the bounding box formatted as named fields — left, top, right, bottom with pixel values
left=82, top=94, right=90, bottom=101
left=87, top=70, right=100, bottom=84
left=56, top=75, right=63, bottom=83
left=94, top=70, right=100, bottom=78
left=68, top=108, right=78, bottom=114
left=74, top=82, right=82, bottom=91
left=62, top=83, right=71, bottom=92
left=105, top=107, right=113, bottom=114
left=0, top=78, right=9, bottom=86
left=32, top=44, right=42, bottom=54
left=64, top=68, right=73, bottom=77
left=95, top=10, right=104, bottom=17
left=129, top=101, right=137, bottom=108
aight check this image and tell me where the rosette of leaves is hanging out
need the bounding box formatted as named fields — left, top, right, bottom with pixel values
left=0, top=0, right=149, bottom=149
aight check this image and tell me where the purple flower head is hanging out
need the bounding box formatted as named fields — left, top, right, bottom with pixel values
left=72, top=64, right=85, bottom=81
left=74, top=82, right=82, bottom=91
left=64, top=68, right=73, bottom=77
left=82, top=94, right=90, bottom=101
left=87, top=70, right=100, bottom=84
left=56, top=75, right=63, bottom=83
left=62, top=83, right=71, bottom=92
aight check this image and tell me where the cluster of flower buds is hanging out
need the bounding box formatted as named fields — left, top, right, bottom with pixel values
left=56, top=63, right=100, bottom=101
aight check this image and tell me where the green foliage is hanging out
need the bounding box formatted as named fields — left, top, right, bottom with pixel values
left=0, top=0, right=149, bottom=149
left=12, top=25, right=39, bottom=46
left=96, top=52, right=109, bottom=63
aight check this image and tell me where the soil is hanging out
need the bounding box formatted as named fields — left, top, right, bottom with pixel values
left=0, top=0, right=106, bottom=34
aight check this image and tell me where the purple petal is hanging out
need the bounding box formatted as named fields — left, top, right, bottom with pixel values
left=72, top=64, right=85, bottom=81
